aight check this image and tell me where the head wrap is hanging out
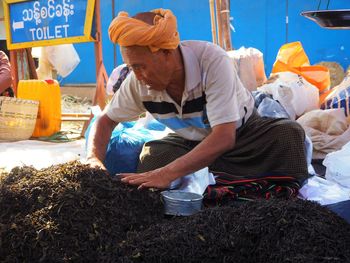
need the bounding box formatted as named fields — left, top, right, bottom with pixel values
left=108, top=9, right=180, bottom=52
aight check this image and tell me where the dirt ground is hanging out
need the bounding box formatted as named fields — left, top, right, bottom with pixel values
left=61, top=94, right=93, bottom=139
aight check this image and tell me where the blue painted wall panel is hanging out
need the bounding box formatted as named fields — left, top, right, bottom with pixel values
left=62, top=0, right=350, bottom=85
left=265, top=0, right=286, bottom=75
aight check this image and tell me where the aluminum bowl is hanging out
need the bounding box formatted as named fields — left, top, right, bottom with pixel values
left=161, top=190, right=203, bottom=216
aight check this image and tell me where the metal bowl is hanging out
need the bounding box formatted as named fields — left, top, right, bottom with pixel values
left=161, top=190, right=203, bottom=216
left=301, top=9, right=350, bottom=29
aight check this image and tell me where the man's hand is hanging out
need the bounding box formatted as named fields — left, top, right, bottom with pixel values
left=85, top=157, right=107, bottom=170
left=120, top=168, right=174, bottom=190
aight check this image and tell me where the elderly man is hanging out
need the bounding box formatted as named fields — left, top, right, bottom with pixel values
left=87, top=9, right=308, bottom=199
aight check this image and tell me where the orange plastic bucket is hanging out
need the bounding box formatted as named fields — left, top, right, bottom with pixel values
left=17, top=79, right=61, bottom=137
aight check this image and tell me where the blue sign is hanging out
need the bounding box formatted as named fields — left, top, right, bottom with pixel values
left=4, top=0, right=96, bottom=49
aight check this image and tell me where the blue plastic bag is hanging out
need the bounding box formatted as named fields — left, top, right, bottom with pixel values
left=252, top=91, right=290, bottom=118
left=85, top=118, right=156, bottom=174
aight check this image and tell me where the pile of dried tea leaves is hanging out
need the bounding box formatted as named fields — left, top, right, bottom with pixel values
left=117, top=199, right=350, bottom=263
left=1, top=161, right=350, bottom=263
left=0, top=162, right=164, bottom=262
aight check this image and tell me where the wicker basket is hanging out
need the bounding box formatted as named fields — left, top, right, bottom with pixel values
left=0, top=96, right=39, bottom=141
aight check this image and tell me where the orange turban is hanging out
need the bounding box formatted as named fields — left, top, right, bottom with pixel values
left=108, top=9, right=180, bottom=52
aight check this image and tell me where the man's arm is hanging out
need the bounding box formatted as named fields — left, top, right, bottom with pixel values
left=0, top=52, right=12, bottom=94
left=86, top=112, right=118, bottom=169
left=121, top=121, right=236, bottom=189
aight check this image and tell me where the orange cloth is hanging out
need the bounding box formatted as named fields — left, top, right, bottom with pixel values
left=108, top=9, right=180, bottom=52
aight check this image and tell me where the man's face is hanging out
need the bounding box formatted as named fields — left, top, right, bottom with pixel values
left=121, top=46, right=173, bottom=91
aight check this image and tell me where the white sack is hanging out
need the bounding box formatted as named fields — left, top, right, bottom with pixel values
left=258, top=72, right=319, bottom=120
left=227, top=47, right=267, bottom=91
left=40, top=44, right=80, bottom=78
left=324, top=141, right=350, bottom=188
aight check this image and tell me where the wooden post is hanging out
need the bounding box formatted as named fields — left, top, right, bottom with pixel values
left=221, top=0, right=232, bottom=50
left=93, top=0, right=108, bottom=110
left=209, top=0, right=217, bottom=44
left=9, top=48, right=38, bottom=95
left=215, top=0, right=223, bottom=48
left=25, top=48, right=38, bottom=79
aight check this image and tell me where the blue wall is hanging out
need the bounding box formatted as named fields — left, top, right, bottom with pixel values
left=62, top=0, right=350, bottom=85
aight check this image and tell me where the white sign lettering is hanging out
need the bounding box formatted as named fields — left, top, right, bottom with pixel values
left=22, top=0, right=75, bottom=25
left=29, top=24, right=70, bottom=40
left=12, top=20, right=24, bottom=31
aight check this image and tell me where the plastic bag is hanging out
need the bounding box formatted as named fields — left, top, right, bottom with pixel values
left=45, top=44, right=80, bottom=78
left=304, top=135, right=316, bottom=175
left=227, top=47, right=267, bottom=91
left=36, top=47, right=54, bottom=80
left=273, top=41, right=310, bottom=67
left=252, top=91, right=290, bottom=118
left=298, top=175, right=350, bottom=205
left=272, top=41, right=330, bottom=93
left=321, top=74, right=350, bottom=122
left=104, top=122, right=155, bottom=174
left=169, top=167, right=216, bottom=195
left=85, top=119, right=155, bottom=174
left=85, top=113, right=169, bottom=175
left=323, top=141, right=350, bottom=188
left=258, top=72, right=319, bottom=120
